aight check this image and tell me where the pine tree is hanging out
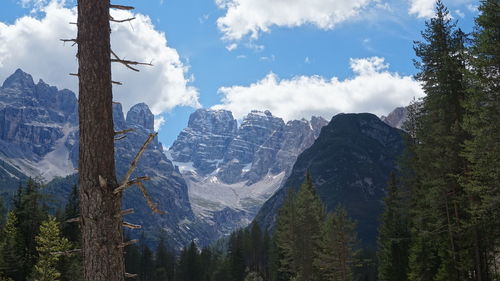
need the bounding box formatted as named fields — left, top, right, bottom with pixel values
left=461, top=1, right=500, bottom=279
left=176, top=241, right=201, bottom=281
left=315, top=206, right=358, bottom=281
left=409, top=1, right=470, bottom=280
left=294, top=173, right=324, bottom=281
left=0, top=212, right=22, bottom=281
left=139, top=243, right=154, bottom=281
left=12, top=179, right=48, bottom=280
left=377, top=173, right=410, bottom=281
left=154, top=235, right=175, bottom=281
left=30, top=216, right=71, bottom=281
left=274, top=173, right=324, bottom=281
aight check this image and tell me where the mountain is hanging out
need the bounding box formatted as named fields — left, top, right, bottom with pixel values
left=0, top=69, right=212, bottom=248
left=168, top=109, right=327, bottom=237
left=254, top=113, right=406, bottom=248
left=380, top=106, right=407, bottom=129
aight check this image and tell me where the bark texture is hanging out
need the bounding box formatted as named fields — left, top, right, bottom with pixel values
left=77, top=0, right=125, bottom=280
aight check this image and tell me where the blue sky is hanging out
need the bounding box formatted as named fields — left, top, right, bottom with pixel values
left=0, top=0, right=477, bottom=146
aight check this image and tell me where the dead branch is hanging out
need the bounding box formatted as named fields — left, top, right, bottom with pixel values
left=118, top=239, right=138, bottom=248
left=52, top=249, right=82, bottom=256
left=111, top=50, right=153, bottom=72
left=115, top=128, right=135, bottom=136
left=136, top=181, right=165, bottom=214
left=125, top=272, right=138, bottom=278
left=123, top=222, right=142, bottom=229
left=110, top=4, right=135, bottom=10
left=65, top=217, right=80, bottom=223
left=113, top=101, right=121, bottom=105
left=112, top=81, right=123, bottom=85
left=119, top=208, right=135, bottom=217
left=114, top=135, right=127, bottom=141
left=60, top=39, right=78, bottom=46
left=114, top=176, right=150, bottom=194
left=69, top=22, right=77, bottom=25
left=110, top=15, right=136, bottom=23
left=69, top=73, right=79, bottom=77
left=120, top=133, right=157, bottom=186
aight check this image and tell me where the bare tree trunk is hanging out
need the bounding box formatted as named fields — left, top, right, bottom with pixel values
left=77, top=0, right=125, bottom=280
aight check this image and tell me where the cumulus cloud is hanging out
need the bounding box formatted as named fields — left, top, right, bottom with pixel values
left=212, top=57, right=424, bottom=121
left=0, top=1, right=199, bottom=118
left=408, top=0, right=436, bottom=18
left=216, top=0, right=373, bottom=40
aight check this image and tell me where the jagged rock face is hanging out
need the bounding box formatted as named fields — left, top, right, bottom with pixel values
left=0, top=70, right=78, bottom=180
left=170, top=109, right=237, bottom=174
left=126, top=103, right=155, bottom=131
left=0, top=69, right=213, bottom=249
left=168, top=108, right=327, bottom=239
left=254, top=113, right=405, bottom=248
left=381, top=106, right=407, bottom=129
left=170, top=109, right=327, bottom=185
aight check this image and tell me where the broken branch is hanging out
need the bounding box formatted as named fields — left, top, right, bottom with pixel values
left=119, top=208, right=135, bottom=216
left=120, top=133, right=157, bottom=186
left=123, top=222, right=142, bottom=229
left=65, top=217, right=80, bottom=223
left=115, top=128, right=134, bottom=136
left=60, top=39, right=78, bottom=46
left=118, top=239, right=138, bottom=248
left=125, top=272, right=138, bottom=278
left=137, top=181, right=165, bottom=214
left=110, top=4, right=135, bottom=10
left=111, top=50, right=153, bottom=72
left=114, top=176, right=150, bottom=194
left=110, top=15, right=136, bottom=23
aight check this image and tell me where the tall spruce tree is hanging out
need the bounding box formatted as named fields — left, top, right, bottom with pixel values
left=315, top=206, right=358, bottom=281
left=274, top=173, right=324, bottom=281
left=377, top=173, right=410, bottom=281
left=461, top=0, right=500, bottom=279
left=0, top=212, right=22, bottom=281
left=409, top=1, right=470, bottom=280
left=12, top=179, right=48, bottom=281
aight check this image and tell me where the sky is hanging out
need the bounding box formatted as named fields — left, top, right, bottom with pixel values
left=0, top=0, right=477, bottom=146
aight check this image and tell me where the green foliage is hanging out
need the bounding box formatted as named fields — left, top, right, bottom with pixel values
left=29, top=216, right=70, bottom=281
left=315, top=206, right=359, bottom=281
left=377, top=174, right=410, bottom=281
left=0, top=212, right=22, bottom=280
left=408, top=1, right=471, bottom=279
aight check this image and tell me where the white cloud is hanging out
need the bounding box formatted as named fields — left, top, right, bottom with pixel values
left=216, top=0, right=373, bottom=40
left=454, top=9, right=464, bottom=18
left=408, top=0, right=436, bottom=18
left=212, top=57, right=424, bottom=121
left=0, top=1, right=199, bottom=118
left=154, top=115, right=166, bottom=131
left=226, top=43, right=238, bottom=51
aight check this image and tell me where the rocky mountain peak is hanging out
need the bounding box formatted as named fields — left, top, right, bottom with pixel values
left=2, top=69, right=35, bottom=90
left=126, top=103, right=154, bottom=131
left=188, top=109, right=237, bottom=135
left=380, top=107, right=407, bottom=129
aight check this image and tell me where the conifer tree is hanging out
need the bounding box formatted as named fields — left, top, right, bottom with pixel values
left=315, top=206, right=358, bottom=281
left=377, top=174, right=410, bottom=281
left=154, top=236, right=175, bottom=281
left=274, top=173, right=324, bottom=281
left=461, top=0, right=499, bottom=279
left=30, top=216, right=71, bottom=281
left=0, top=212, right=22, bottom=281
left=12, top=179, right=48, bottom=280
left=409, top=1, right=470, bottom=280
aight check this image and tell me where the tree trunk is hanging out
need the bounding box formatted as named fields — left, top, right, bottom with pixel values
left=77, top=0, right=125, bottom=280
